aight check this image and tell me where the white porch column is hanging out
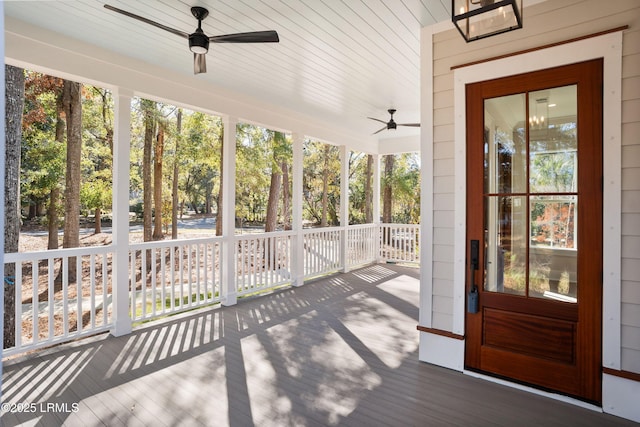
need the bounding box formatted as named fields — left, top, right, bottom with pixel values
left=340, top=145, right=349, bottom=272
left=291, top=132, right=305, bottom=286
left=221, top=116, right=238, bottom=306
left=372, top=154, right=381, bottom=262
left=111, top=88, right=132, bottom=336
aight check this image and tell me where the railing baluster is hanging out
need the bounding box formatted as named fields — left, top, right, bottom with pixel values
left=15, top=262, right=22, bottom=349
left=32, top=260, right=38, bottom=344
left=90, top=255, right=96, bottom=329
left=48, top=258, right=54, bottom=340
left=77, top=256, right=82, bottom=334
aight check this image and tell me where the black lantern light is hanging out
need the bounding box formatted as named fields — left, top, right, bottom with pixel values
left=452, top=0, right=523, bottom=42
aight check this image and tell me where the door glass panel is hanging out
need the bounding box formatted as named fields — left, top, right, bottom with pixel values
left=529, top=86, right=578, bottom=302
left=483, top=85, right=578, bottom=302
left=484, top=195, right=526, bottom=296
left=484, top=94, right=526, bottom=194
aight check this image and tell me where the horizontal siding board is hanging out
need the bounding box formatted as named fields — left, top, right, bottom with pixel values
left=622, top=190, right=640, bottom=213
left=433, top=244, right=454, bottom=263
left=622, top=52, right=640, bottom=79
left=622, top=122, right=640, bottom=146
left=622, top=213, right=640, bottom=236
left=622, top=76, right=640, bottom=101
left=433, top=193, right=454, bottom=210
left=622, top=257, right=640, bottom=282
left=433, top=141, right=454, bottom=160
left=432, top=227, right=454, bottom=246
left=433, top=124, right=453, bottom=143
left=621, top=325, right=640, bottom=351
left=433, top=209, right=455, bottom=228
left=434, top=176, right=455, bottom=193
left=434, top=89, right=454, bottom=109
left=432, top=278, right=453, bottom=296
left=433, top=159, right=454, bottom=176
left=432, top=295, right=454, bottom=315
left=622, top=99, right=640, bottom=124
left=434, top=107, right=454, bottom=128
left=621, top=348, right=640, bottom=374
left=622, top=168, right=640, bottom=190
left=622, top=236, right=640, bottom=257
left=621, top=280, right=640, bottom=301
left=432, top=311, right=453, bottom=331
left=621, top=302, right=640, bottom=327
left=621, top=145, right=640, bottom=168
left=433, top=261, right=453, bottom=281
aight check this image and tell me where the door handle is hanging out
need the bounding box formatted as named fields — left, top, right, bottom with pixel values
left=468, top=239, right=479, bottom=314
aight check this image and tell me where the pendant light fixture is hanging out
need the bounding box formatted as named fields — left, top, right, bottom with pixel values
left=452, top=0, right=523, bottom=42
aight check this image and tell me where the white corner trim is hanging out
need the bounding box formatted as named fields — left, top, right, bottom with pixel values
left=418, top=332, right=465, bottom=372
left=452, top=31, right=623, bottom=367
left=419, top=25, right=435, bottom=329
left=603, top=374, right=640, bottom=422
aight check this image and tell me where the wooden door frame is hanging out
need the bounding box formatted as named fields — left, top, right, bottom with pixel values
left=447, top=32, right=623, bottom=389
left=463, top=59, right=603, bottom=402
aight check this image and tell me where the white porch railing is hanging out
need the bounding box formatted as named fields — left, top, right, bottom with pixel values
left=128, top=237, right=222, bottom=323
left=380, top=223, right=420, bottom=263
left=3, top=223, right=419, bottom=356
left=236, top=232, right=293, bottom=296
left=3, top=245, right=114, bottom=357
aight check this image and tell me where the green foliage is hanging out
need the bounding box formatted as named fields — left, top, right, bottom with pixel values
left=303, top=139, right=340, bottom=226
left=385, top=153, right=420, bottom=224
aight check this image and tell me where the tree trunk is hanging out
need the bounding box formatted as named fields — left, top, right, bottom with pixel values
left=382, top=155, right=394, bottom=224
left=47, top=96, right=65, bottom=250
left=94, top=207, right=101, bottom=234
left=172, top=109, right=181, bottom=240
left=215, top=127, right=224, bottom=236
left=62, top=79, right=82, bottom=282
left=320, top=144, right=330, bottom=227
left=365, top=154, right=373, bottom=223
left=265, top=167, right=282, bottom=232
left=47, top=187, right=60, bottom=249
left=4, top=65, right=24, bottom=349
left=282, top=160, right=291, bottom=230
left=153, top=125, right=164, bottom=240
left=142, top=100, right=155, bottom=242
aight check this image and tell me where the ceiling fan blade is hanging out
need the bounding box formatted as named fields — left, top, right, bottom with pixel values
left=104, top=4, right=189, bottom=39
left=210, top=30, right=279, bottom=43
left=398, top=123, right=421, bottom=127
left=367, top=117, right=388, bottom=124
left=194, top=53, right=207, bottom=74
left=373, top=126, right=387, bottom=135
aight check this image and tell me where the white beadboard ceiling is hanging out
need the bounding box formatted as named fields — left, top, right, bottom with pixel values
left=4, top=0, right=452, bottom=145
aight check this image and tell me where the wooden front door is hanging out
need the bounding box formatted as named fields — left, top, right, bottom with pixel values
left=464, top=59, right=603, bottom=403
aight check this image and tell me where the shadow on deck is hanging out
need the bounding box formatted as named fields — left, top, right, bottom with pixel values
left=1, top=264, right=636, bottom=426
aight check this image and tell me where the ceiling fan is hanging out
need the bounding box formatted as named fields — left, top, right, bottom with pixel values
left=367, top=109, right=420, bottom=135
left=104, top=4, right=279, bottom=74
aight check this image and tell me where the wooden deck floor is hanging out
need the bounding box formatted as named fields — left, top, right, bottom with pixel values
left=2, top=264, right=636, bottom=427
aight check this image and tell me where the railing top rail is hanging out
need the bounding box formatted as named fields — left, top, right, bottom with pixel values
left=347, top=223, right=378, bottom=229
left=380, top=223, right=420, bottom=229
left=302, top=226, right=343, bottom=235
left=234, top=230, right=295, bottom=241
left=128, top=236, right=222, bottom=251
left=4, top=244, right=114, bottom=262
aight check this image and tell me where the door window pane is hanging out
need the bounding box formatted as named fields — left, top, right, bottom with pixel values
left=484, top=196, right=526, bottom=296
left=484, top=94, right=526, bottom=194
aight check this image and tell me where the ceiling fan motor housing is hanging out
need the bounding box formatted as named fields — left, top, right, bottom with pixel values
left=189, top=30, right=209, bottom=54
